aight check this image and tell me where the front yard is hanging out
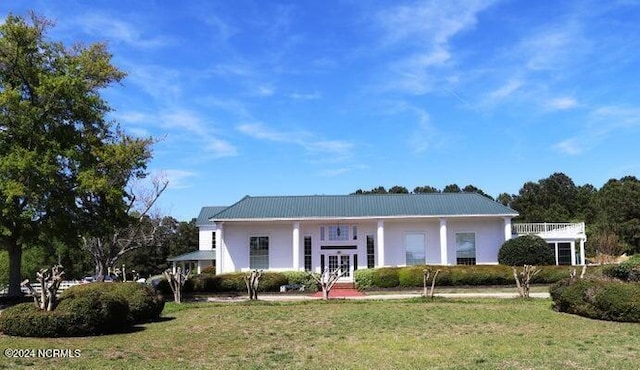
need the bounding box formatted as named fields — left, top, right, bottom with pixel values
left=1, top=298, right=639, bottom=369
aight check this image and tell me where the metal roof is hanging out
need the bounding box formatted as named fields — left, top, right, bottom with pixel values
left=196, top=206, right=228, bottom=226
left=211, top=193, right=518, bottom=221
left=167, top=250, right=216, bottom=262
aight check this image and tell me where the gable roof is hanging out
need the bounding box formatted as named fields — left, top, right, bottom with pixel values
left=196, top=206, right=228, bottom=226
left=210, top=193, right=518, bottom=221
left=167, top=250, right=216, bottom=262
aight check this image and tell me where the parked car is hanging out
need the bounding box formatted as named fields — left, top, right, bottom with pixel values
left=81, top=275, right=115, bottom=283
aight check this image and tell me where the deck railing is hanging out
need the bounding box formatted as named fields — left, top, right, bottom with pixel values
left=512, top=222, right=585, bottom=236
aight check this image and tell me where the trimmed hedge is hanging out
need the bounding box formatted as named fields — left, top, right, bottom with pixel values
left=355, top=265, right=591, bottom=290
left=157, top=271, right=317, bottom=294
left=498, top=234, right=555, bottom=266
left=0, top=291, right=130, bottom=337
left=62, top=282, right=164, bottom=324
left=550, top=278, right=640, bottom=322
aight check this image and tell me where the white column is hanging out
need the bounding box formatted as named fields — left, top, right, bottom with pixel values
left=377, top=220, right=385, bottom=267
left=503, top=217, right=512, bottom=242
left=440, top=218, right=448, bottom=265
left=292, top=222, right=300, bottom=270
left=579, top=239, right=585, bottom=265
left=570, top=241, right=576, bottom=266
left=215, top=223, right=223, bottom=274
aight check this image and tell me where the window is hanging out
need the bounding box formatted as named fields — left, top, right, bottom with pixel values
left=304, top=236, right=312, bottom=271
left=328, top=226, right=349, bottom=241
left=249, top=236, right=269, bottom=269
left=456, top=233, right=476, bottom=265
left=405, top=233, right=426, bottom=266
left=320, top=225, right=356, bottom=241
left=366, top=235, right=375, bottom=268
left=212, top=232, right=216, bottom=249
left=558, top=242, right=572, bottom=265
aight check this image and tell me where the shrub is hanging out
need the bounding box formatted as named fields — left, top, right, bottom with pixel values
left=200, top=266, right=216, bottom=274
left=62, top=282, right=164, bottom=323
left=498, top=235, right=555, bottom=266
left=0, top=291, right=130, bottom=337
left=602, top=254, right=640, bottom=281
left=281, top=271, right=318, bottom=292
left=550, top=278, right=640, bottom=322
left=354, top=269, right=374, bottom=290
left=188, top=272, right=292, bottom=293
left=372, top=268, right=400, bottom=288
left=355, top=265, right=575, bottom=289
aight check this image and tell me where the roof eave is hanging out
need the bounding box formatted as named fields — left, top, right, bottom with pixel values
left=212, top=213, right=519, bottom=222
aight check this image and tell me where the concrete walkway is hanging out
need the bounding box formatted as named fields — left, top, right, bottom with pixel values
left=205, top=291, right=550, bottom=302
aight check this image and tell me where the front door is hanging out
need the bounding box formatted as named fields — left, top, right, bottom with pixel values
left=323, top=253, right=353, bottom=281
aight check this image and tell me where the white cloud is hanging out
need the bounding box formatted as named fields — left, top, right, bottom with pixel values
left=237, top=122, right=353, bottom=158
left=489, top=80, right=523, bottom=101
left=162, top=169, right=197, bottom=190
left=553, top=105, right=640, bottom=156
left=374, top=0, right=498, bottom=94
left=554, top=138, right=583, bottom=155
left=74, top=13, right=171, bottom=48
left=547, top=97, right=578, bottom=110
left=521, top=26, right=588, bottom=71
left=161, top=110, right=237, bottom=158
left=288, top=91, right=321, bottom=100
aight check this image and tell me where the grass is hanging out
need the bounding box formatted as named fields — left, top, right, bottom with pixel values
left=1, top=298, right=639, bottom=369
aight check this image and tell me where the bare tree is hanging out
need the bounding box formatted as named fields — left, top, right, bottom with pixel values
left=309, top=266, right=349, bottom=300
left=591, top=229, right=624, bottom=264
left=164, top=267, right=190, bottom=303
left=83, top=175, right=168, bottom=281
left=422, top=268, right=441, bottom=298
left=21, top=265, right=65, bottom=311
left=512, top=265, right=540, bottom=298
left=244, top=270, right=263, bottom=300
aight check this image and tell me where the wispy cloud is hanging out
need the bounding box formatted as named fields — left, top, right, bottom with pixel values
left=553, top=104, right=640, bottom=155
left=162, top=169, right=197, bottom=190
left=520, top=25, right=588, bottom=71
left=546, top=97, right=579, bottom=110
left=161, top=110, right=237, bottom=158
left=237, top=122, right=353, bottom=158
left=373, top=0, right=498, bottom=95
left=488, top=79, right=523, bottom=102
left=288, top=91, right=321, bottom=100
left=73, top=13, right=172, bottom=48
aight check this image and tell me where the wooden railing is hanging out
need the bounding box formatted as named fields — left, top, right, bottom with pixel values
left=512, top=222, right=585, bottom=236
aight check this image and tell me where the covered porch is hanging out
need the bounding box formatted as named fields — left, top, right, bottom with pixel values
left=512, top=222, right=587, bottom=265
left=167, top=250, right=216, bottom=274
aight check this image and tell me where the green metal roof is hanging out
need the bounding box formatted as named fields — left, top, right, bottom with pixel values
left=211, top=193, right=518, bottom=220
left=196, top=206, right=228, bottom=226
left=167, top=250, right=216, bottom=262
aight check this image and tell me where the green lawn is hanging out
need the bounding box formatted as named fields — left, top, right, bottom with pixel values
left=1, top=298, right=639, bottom=369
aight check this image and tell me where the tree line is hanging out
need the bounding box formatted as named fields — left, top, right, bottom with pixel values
left=353, top=172, right=640, bottom=256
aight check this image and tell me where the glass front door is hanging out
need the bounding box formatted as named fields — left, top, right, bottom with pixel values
left=325, top=253, right=352, bottom=280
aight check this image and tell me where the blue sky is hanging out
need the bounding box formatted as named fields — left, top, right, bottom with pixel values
left=3, top=1, right=640, bottom=221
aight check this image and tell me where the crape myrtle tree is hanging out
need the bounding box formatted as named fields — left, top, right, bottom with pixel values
left=0, top=13, right=153, bottom=296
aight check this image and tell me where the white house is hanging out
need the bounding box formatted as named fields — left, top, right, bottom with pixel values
left=172, top=193, right=586, bottom=280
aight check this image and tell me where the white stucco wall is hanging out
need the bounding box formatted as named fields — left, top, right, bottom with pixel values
left=208, top=217, right=509, bottom=273
left=198, top=225, right=215, bottom=251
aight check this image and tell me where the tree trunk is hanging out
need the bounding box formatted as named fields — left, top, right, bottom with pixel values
left=95, top=260, right=107, bottom=281
left=7, top=238, right=23, bottom=298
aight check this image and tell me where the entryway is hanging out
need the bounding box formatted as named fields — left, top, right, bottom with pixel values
left=321, top=252, right=355, bottom=282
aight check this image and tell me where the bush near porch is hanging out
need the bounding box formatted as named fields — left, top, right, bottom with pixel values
left=354, top=265, right=606, bottom=290
left=153, top=265, right=607, bottom=295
